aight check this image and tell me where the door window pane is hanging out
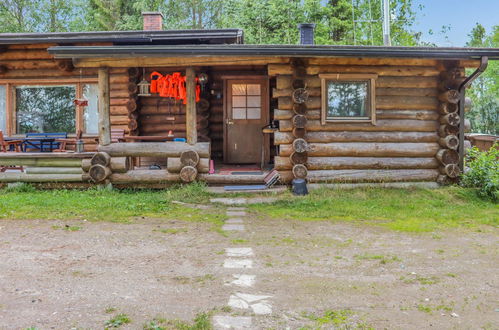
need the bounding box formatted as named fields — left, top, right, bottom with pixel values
left=247, top=108, right=261, bottom=119
left=246, top=84, right=261, bottom=95
left=232, top=84, right=246, bottom=95
left=326, top=81, right=368, bottom=118
left=0, top=85, right=6, bottom=132
left=233, top=108, right=246, bottom=119
left=83, top=84, right=99, bottom=134
left=232, top=96, right=246, bottom=107
left=247, top=96, right=261, bottom=107
left=16, top=85, right=76, bottom=133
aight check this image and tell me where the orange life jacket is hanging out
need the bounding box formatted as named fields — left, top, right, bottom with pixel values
left=150, top=71, right=163, bottom=93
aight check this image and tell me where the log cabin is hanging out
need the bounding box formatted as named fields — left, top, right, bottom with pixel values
left=0, top=13, right=498, bottom=188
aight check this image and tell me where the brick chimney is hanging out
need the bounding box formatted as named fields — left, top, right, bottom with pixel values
left=142, top=12, right=163, bottom=31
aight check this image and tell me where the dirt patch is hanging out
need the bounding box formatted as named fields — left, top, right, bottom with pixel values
left=0, top=215, right=497, bottom=329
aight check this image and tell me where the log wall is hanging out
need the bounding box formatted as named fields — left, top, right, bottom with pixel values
left=269, top=58, right=462, bottom=184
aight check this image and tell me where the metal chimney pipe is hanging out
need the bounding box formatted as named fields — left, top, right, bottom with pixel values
left=298, top=23, right=316, bottom=45
left=382, top=0, right=391, bottom=46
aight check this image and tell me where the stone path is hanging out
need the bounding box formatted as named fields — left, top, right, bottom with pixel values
left=213, top=206, right=273, bottom=329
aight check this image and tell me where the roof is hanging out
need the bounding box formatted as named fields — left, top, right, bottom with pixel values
left=0, top=29, right=244, bottom=45
left=48, top=44, right=499, bottom=60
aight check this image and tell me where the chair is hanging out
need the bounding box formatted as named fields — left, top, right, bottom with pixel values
left=54, top=130, right=83, bottom=152
left=0, top=130, right=24, bottom=172
left=0, top=130, right=23, bottom=152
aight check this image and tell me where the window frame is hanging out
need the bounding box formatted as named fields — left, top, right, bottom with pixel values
left=319, top=73, right=377, bottom=125
left=0, top=78, right=98, bottom=136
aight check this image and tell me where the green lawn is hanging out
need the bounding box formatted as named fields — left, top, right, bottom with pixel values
left=0, top=184, right=497, bottom=233
left=250, top=186, right=498, bottom=232
left=0, top=183, right=224, bottom=227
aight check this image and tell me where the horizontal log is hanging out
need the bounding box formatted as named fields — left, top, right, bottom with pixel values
left=98, top=142, right=210, bottom=158
left=110, top=105, right=130, bottom=115
left=274, top=131, right=438, bottom=144
left=279, top=119, right=439, bottom=132
left=110, top=170, right=180, bottom=184
left=3, top=59, right=58, bottom=70
left=283, top=169, right=439, bottom=183
left=377, top=110, right=439, bottom=121
left=75, top=56, right=289, bottom=68
left=377, top=96, right=438, bottom=110
left=279, top=142, right=439, bottom=157
left=0, top=70, right=97, bottom=78
left=24, top=167, right=83, bottom=174
left=307, top=65, right=440, bottom=76
left=376, top=87, right=438, bottom=97
left=167, top=157, right=209, bottom=173
left=110, top=115, right=129, bottom=125
left=0, top=50, right=54, bottom=60
left=378, top=76, right=438, bottom=88
left=0, top=173, right=83, bottom=183
left=0, top=158, right=82, bottom=167
left=274, top=156, right=439, bottom=170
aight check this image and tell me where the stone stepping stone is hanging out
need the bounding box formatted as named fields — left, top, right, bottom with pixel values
left=226, top=247, right=254, bottom=257
left=213, top=315, right=252, bottom=329
left=228, top=274, right=255, bottom=287
left=223, top=259, right=253, bottom=269
left=226, top=218, right=244, bottom=224
left=222, top=224, right=245, bottom=231
left=228, top=293, right=273, bottom=315
left=226, top=211, right=247, bottom=217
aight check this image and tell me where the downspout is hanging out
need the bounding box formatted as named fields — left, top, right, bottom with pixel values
left=457, top=56, right=488, bottom=171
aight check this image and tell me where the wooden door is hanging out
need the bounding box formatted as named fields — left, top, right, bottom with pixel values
left=224, top=78, right=269, bottom=164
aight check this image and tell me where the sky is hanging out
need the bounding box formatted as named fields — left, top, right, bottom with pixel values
left=411, top=0, right=498, bottom=47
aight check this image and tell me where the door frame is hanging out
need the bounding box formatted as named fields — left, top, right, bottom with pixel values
left=222, top=75, right=270, bottom=165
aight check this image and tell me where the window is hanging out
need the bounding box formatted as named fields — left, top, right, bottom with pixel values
left=0, top=82, right=99, bottom=136
left=0, top=85, right=6, bottom=132
left=320, top=73, right=377, bottom=124
left=231, top=83, right=262, bottom=120
left=16, top=85, right=76, bottom=134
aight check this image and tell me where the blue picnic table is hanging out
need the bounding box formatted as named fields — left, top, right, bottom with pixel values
left=22, top=133, right=67, bottom=152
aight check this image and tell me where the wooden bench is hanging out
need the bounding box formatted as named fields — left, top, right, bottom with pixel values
left=23, top=132, right=67, bottom=152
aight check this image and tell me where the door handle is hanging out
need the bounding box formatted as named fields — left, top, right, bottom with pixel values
left=226, top=119, right=234, bottom=125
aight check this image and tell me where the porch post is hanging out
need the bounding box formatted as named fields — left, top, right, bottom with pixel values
left=98, top=67, right=111, bottom=146
left=185, top=67, right=197, bottom=145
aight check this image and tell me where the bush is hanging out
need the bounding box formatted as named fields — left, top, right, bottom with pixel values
left=461, top=143, right=499, bottom=200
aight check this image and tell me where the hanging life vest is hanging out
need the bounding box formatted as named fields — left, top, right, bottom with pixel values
left=150, top=71, right=163, bottom=94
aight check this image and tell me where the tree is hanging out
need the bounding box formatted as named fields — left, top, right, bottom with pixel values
left=466, top=23, right=499, bottom=135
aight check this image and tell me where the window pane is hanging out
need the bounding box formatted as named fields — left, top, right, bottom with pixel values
left=247, top=108, right=261, bottom=119
left=16, top=85, right=76, bottom=133
left=83, top=84, right=99, bottom=134
left=326, top=81, right=369, bottom=118
left=246, top=84, right=261, bottom=95
left=232, top=84, right=246, bottom=95
left=232, top=95, right=246, bottom=107
left=0, top=85, right=6, bottom=133
left=233, top=108, right=246, bottom=119
left=247, top=96, right=261, bottom=107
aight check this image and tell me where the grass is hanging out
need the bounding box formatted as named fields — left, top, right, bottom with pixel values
left=0, top=183, right=225, bottom=230
left=1, top=185, right=497, bottom=233
left=105, top=313, right=131, bottom=328
left=143, top=312, right=212, bottom=330
left=250, top=186, right=498, bottom=232
left=300, top=309, right=373, bottom=329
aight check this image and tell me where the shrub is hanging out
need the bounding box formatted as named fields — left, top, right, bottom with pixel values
left=461, top=143, right=499, bottom=200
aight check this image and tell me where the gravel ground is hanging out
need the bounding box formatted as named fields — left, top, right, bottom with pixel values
left=0, top=212, right=497, bottom=329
